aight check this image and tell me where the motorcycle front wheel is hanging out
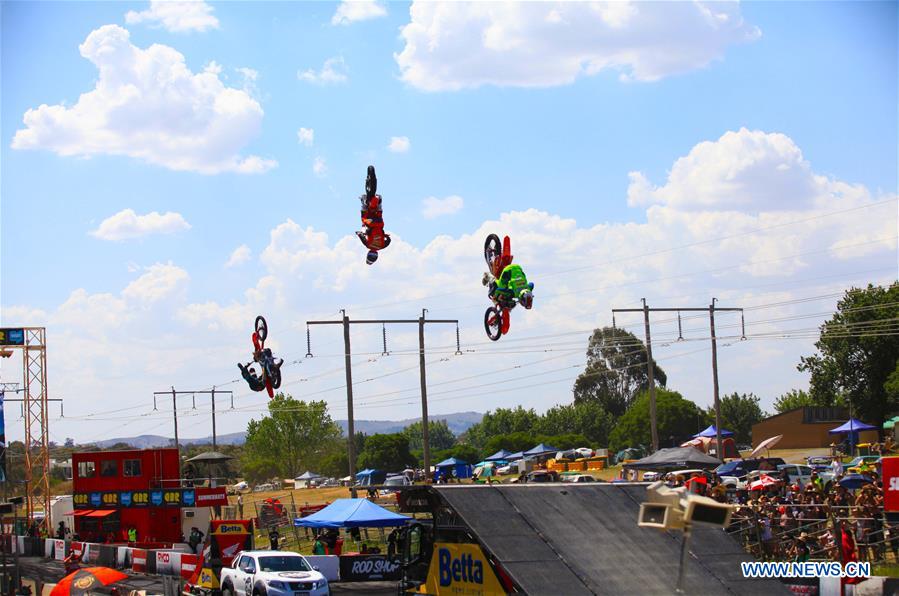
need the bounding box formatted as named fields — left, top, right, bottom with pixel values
left=484, top=307, right=502, bottom=341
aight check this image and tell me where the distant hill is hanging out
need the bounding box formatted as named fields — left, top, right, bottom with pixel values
left=88, top=412, right=482, bottom=448
left=336, top=411, right=483, bottom=436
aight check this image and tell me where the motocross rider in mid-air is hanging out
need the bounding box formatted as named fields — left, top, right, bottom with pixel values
left=357, top=165, right=391, bottom=265
left=483, top=263, right=534, bottom=310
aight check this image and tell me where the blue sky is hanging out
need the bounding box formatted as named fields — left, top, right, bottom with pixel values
left=1, top=1, right=896, bottom=444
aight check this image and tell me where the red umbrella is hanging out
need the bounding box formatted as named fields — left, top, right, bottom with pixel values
left=51, top=567, right=129, bottom=596
left=749, top=474, right=780, bottom=491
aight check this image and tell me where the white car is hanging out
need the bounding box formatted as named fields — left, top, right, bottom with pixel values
left=221, top=551, right=329, bottom=596
left=561, top=474, right=596, bottom=483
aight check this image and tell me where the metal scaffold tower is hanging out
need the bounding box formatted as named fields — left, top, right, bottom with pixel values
left=1, top=327, right=50, bottom=530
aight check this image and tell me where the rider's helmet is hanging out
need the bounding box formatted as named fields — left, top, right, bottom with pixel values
left=519, top=290, right=534, bottom=310
left=366, top=250, right=379, bottom=265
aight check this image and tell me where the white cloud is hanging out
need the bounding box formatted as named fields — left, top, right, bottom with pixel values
left=313, top=156, right=327, bottom=177
left=298, top=57, right=348, bottom=85
left=11, top=25, right=276, bottom=175
left=225, top=244, right=252, bottom=268
left=627, top=128, right=820, bottom=212
left=332, top=0, right=387, bottom=25
left=125, top=0, right=219, bottom=33
left=396, top=1, right=760, bottom=91
left=422, top=195, right=464, bottom=219
left=387, top=136, right=411, bottom=153
left=90, top=208, right=191, bottom=241
left=297, top=128, right=315, bottom=147
left=7, top=128, right=895, bottom=443
left=122, top=262, right=190, bottom=303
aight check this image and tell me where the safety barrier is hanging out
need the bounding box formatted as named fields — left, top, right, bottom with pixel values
left=132, top=548, right=148, bottom=573
left=154, top=550, right=182, bottom=576
left=179, top=554, right=198, bottom=580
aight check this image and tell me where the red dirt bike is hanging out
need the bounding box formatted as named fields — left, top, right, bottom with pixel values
left=483, top=234, right=515, bottom=341
left=237, top=316, right=283, bottom=398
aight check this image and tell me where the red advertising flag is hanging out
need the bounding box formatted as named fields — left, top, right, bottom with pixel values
left=883, top=456, right=899, bottom=512
left=194, top=487, right=228, bottom=507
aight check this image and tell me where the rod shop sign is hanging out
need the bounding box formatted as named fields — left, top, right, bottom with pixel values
left=338, top=555, right=401, bottom=581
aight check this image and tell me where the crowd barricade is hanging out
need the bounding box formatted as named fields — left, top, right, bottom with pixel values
left=71, top=541, right=83, bottom=557
left=305, top=555, right=340, bottom=581
left=53, top=539, right=67, bottom=560
left=99, top=544, right=117, bottom=567
left=179, top=554, right=199, bottom=580
left=43, top=539, right=53, bottom=558
left=132, top=548, right=148, bottom=573
left=154, top=550, right=182, bottom=576
left=116, top=546, right=132, bottom=569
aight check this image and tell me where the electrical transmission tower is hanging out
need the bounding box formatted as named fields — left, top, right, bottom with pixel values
left=0, top=327, right=52, bottom=531
left=306, top=310, right=461, bottom=481
left=612, top=300, right=744, bottom=456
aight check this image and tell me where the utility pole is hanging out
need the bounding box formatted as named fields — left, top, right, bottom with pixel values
left=709, top=299, right=723, bottom=460
left=418, top=310, right=431, bottom=475
left=641, top=299, right=659, bottom=452
left=153, top=389, right=234, bottom=480
left=612, top=301, right=744, bottom=457
left=307, top=312, right=461, bottom=483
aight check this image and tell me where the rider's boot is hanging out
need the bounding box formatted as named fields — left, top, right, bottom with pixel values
left=356, top=230, right=370, bottom=247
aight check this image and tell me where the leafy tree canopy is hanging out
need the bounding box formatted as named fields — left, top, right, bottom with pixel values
left=242, top=394, right=342, bottom=483
left=773, top=389, right=817, bottom=413
left=573, top=326, right=666, bottom=417
left=799, top=283, right=899, bottom=425
left=609, top=388, right=704, bottom=452
left=709, top=392, right=765, bottom=444
left=403, top=419, right=456, bottom=452
left=357, top=433, right=415, bottom=472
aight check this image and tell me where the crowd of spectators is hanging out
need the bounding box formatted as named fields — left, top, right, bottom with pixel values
left=661, top=463, right=895, bottom=564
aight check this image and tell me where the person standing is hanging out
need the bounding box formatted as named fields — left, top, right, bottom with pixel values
left=127, top=526, right=137, bottom=544
left=237, top=494, right=244, bottom=518
left=268, top=527, right=280, bottom=551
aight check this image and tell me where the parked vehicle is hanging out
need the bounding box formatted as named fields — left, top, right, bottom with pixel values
left=777, top=464, right=814, bottom=488
left=220, top=551, right=329, bottom=596
left=380, top=474, right=411, bottom=494
left=561, top=474, right=596, bottom=483
left=806, top=456, right=833, bottom=472
left=716, top=458, right=786, bottom=488
left=846, top=456, right=881, bottom=474
left=524, top=470, right=560, bottom=483
left=496, top=464, right=512, bottom=475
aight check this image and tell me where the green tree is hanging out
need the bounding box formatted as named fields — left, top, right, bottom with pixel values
left=463, top=406, right=540, bottom=448
left=431, top=444, right=483, bottom=466
left=535, top=401, right=615, bottom=446
left=573, top=327, right=667, bottom=417
left=357, top=433, right=414, bottom=471
left=403, top=419, right=456, bottom=452
left=483, top=432, right=539, bottom=456
left=709, top=392, right=765, bottom=444
left=885, top=362, right=899, bottom=409
left=242, top=394, right=342, bottom=482
left=773, top=389, right=816, bottom=413
left=609, top=388, right=704, bottom=452
left=799, top=283, right=899, bottom=425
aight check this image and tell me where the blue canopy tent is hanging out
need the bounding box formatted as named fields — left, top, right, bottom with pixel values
left=693, top=425, right=735, bottom=439
left=829, top=418, right=878, bottom=456
left=294, top=498, right=411, bottom=529
left=485, top=449, right=513, bottom=462
left=524, top=443, right=560, bottom=457
left=434, top=457, right=472, bottom=480
left=355, top=468, right=387, bottom=486
left=506, top=451, right=525, bottom=461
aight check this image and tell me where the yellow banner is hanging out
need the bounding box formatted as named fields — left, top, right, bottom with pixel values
left=418, top=543, right=507, bottom=595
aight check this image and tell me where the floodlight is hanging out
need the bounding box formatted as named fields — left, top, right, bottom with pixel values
left=638, top=502, right=684, bottom=530
left=682, top=494, right=734, bottom=527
